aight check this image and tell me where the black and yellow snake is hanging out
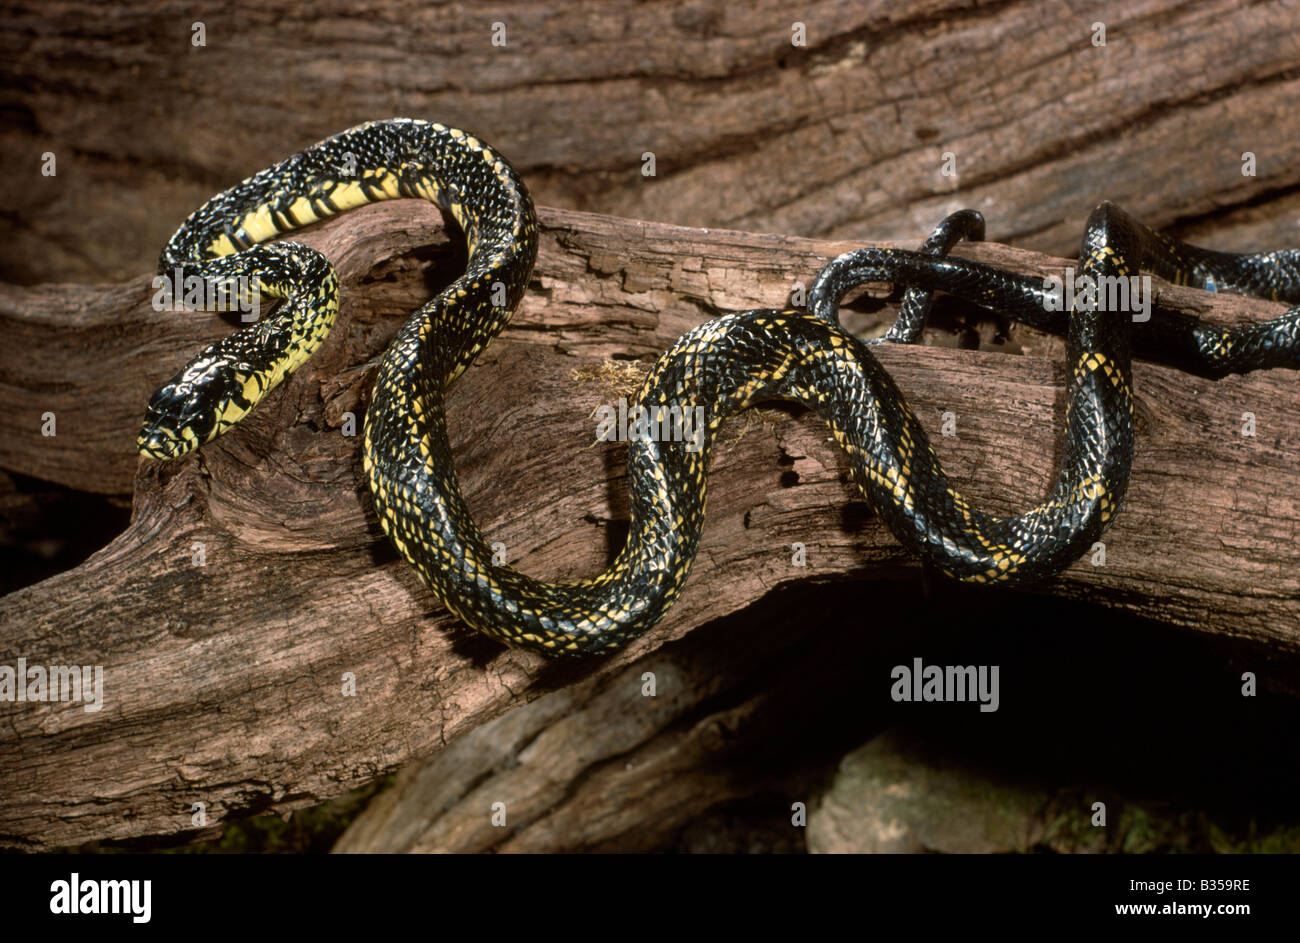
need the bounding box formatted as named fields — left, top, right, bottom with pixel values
left=140, top=118, right=1300, bottom=655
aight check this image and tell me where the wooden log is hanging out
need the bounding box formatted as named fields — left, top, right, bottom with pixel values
left=332, top=580, right=908, bottom=854
left=0, top=202, right=1297, bottom=850
left=3, top=0, right=1298, bottom=286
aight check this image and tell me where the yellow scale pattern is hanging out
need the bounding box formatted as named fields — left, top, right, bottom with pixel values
left=140, top=123, right=1300, bottom=656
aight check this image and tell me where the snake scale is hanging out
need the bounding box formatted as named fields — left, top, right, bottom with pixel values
left=139, top=118, right=1300, bottom=655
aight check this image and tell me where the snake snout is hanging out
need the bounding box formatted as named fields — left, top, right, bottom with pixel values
left=136, top=425, right=192, bottom=461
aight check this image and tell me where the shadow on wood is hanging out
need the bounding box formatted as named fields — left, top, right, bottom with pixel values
left=0, top=202, right=1297, bottom=850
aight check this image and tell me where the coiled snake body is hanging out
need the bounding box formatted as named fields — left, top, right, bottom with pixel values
left=140, top=119, right=1300, bottom=655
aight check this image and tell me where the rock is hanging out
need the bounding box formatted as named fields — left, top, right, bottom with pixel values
left=809, top=729, right=1049, bottom=854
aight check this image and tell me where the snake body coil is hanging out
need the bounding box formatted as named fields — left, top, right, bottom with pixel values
left=141, top=118, right=1300, bottom=655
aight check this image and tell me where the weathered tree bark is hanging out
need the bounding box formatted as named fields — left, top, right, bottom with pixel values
left=332, top=584, right=869, bottom=854
left=0, top=202, right=1298, bottom=850
left=4, top=0, right=1298, bottom=286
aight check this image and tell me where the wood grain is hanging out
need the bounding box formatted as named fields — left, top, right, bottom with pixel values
left=3, top=0, right=1298, bottom=285
left=0, top=201, right=1297, bottom=849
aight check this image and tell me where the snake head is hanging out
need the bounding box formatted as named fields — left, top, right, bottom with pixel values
left=138, top=355, right=245, bottom=460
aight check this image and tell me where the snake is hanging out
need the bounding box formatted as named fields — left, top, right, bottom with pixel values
left=139, top=118, right=1300, bottom=656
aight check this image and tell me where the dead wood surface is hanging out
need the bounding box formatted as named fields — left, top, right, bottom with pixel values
left=0, top=202, right=1298, bottom=850
left=332, top=589, right=868, bottom=854
left=334, top=588, right=1290, bottom=855
left=3, top=0, right=1299, bottom=286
